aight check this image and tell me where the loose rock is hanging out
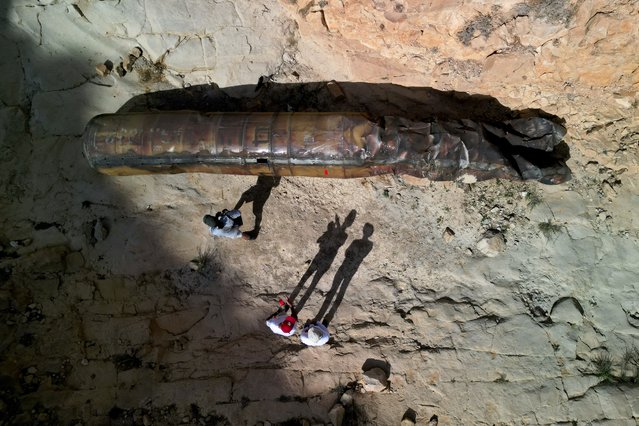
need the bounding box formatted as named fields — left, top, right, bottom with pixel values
left=95, top=63, right=110, bottom=77
left=476, top=230, right=506, bottom=257
left=339, top=390, right=354, bottom=406
left=115, top=63, right=126, bottom=77
left=129, top=46, right=143, bottom=58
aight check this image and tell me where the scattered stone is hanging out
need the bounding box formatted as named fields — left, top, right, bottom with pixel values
left=123, top=55, right=134, bottom=72
left=81, top=358, right=88, bottom=366
left=326, top=80, right=345, bottom=101
left=401, top=408, right=417, bottom=425
left=115, top=63, right=126, bottom=77
left=95, top=63, right=110, bottom=77
left=362, top=367, right=389, bottom=392
left=476, top=230, right=506, bottom=257
left=428, top=414, right=439, bottom=425
left=328, top=403, right=345, bottom=426
left=339, top=390, right=354, bottom=406
left=129, top=46, right=143, bottom=58
left=442, top=227, right=455, bottom=243
left=143, top=415, right=151, bottom=426
left=96, top=60, right=114, bottom=77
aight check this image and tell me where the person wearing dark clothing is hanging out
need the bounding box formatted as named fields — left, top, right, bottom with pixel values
left=203, top=209, right=252, bottom=240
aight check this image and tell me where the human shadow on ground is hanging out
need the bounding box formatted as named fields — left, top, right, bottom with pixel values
left=314, top=223, right=374, bottom=326
left=233, top=176, right=281, bottom=240
left=289, top=210, right=357, bottom=313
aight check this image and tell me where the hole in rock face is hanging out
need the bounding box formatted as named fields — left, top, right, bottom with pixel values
left=362, top=358, right=391, bottom=377
left=402, top=408, right=417, bottom=423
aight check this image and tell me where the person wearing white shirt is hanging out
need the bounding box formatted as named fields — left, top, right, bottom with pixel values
left=265, top=299, right=298, bottom=337
left=300, top=321, right=330, bottom=346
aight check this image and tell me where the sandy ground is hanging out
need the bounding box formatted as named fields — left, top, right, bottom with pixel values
left=1, top=0, right=639, bottom=425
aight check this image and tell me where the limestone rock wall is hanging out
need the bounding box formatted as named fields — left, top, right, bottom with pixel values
left=286, top=0, right=639, bottom=171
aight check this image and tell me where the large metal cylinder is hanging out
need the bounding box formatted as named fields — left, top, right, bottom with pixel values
left=83, top=111, right=570, bottom=183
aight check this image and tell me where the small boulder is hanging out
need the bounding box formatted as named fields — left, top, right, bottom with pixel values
left=129, top=46, right=143, bottom=58
left=401, top=408, right=417, bottom=425
left=95, top=63, right=110, bottom=77
left=115, top=63, right=126, bottom=77
left=339, top=390, right=354, bottom=406
left=476, top=230, right=505, bottom=257
left=123, top=55, right=134, bottom=72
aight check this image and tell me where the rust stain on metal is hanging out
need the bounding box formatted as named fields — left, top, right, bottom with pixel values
left=83, top=111, right=570, bottom=184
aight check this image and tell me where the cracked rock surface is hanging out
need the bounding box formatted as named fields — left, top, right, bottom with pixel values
left=1, top=0, right=638, bottom=425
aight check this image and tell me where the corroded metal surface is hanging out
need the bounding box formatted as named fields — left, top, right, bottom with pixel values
left=83, top=111, right=570, bottom=183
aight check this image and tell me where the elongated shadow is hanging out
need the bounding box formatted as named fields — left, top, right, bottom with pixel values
left=314, top=223, right=374, bottom=326
left=233, top=176, right=281, bottom=239
left=288, top=210, right=357, bottom=313
left=116, top=80, right=562, bottom=125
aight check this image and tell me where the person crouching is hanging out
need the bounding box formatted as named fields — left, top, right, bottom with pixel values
left=266, top=299, right=298, bottom=337
left=300, top=321, right=330, bottom=346
left=203, top=209, right=252, bottom=240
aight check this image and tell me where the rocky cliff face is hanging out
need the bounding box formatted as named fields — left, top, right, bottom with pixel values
left=0, top=0, right=638, bottom=425
left=286, top=0, right=638, bottom=168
